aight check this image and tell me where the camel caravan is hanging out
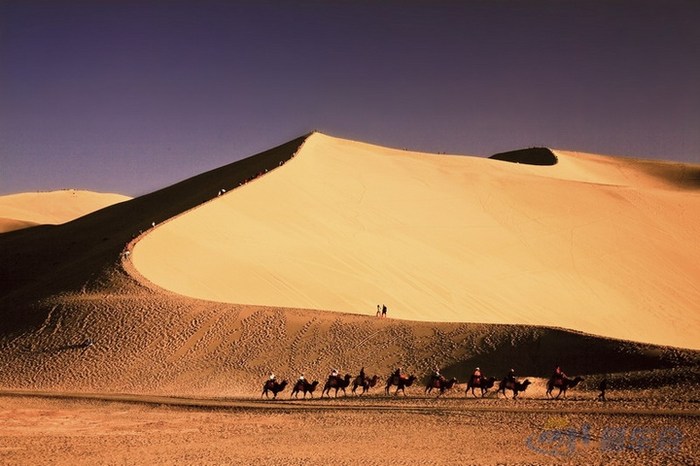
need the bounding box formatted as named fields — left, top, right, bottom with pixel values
left=261, top=365, right=586, bottom=400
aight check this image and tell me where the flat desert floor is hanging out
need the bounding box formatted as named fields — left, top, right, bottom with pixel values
left=1, top=388, right=697, bottom=466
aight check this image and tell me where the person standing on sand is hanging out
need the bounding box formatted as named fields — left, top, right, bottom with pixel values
left=381, top=304, right=387, bottom=318
left=376, top=305, right=381, bottom=317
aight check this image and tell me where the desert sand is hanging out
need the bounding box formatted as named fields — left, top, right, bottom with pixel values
left=0, top=189, right=130, bottom=233
left=132, top=133, right=700, bottom=349
left=1, top=391, right=698, bottom=465
left=0, top=133, right=698, bottom=465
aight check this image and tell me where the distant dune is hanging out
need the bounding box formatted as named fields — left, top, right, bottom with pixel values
left=132, top=133, right=700, bottom=349
left=0, top=189, right=131, bottom=233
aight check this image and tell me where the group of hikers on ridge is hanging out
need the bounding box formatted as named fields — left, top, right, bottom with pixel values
left=262, top=364, right=600, bottom=399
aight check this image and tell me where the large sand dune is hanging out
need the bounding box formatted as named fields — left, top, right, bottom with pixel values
left=0, top=189, right=130, bottom=233
left=132, top=133, right=700, bottom=349
left=1, top=133, right=698, bottom=466
left=0, top=133, right=698, bottom=403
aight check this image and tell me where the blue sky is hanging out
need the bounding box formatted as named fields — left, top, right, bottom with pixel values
left=1, top=0, right=699, bottom=196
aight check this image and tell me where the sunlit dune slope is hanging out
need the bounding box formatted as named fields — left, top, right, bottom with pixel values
left=132, top=133, right=700, bottom=350
left=0, top=190, right=130, bottom=233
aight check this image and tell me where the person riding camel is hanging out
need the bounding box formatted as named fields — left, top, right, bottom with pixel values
left=266, top=373, right=277, bottom=389
left=472, top=367, right=482, bottom=385
left=552, top=366, right=567, bottom=387
left=359, top=367, right=366, bottom=384
left=433, top=367, right=445, bottom=384
left=505, top=368, right=516, bottom=386
left=330, top=368, right=339, bottom=379
left=298, top=373, right=305, bottom=382
left=393, top=367, right=403, bottom=380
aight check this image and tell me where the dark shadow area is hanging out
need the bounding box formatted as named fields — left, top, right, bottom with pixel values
left=21, top=339, right=93, bottom=354
left=444, top=327, right=697, bottom=381
left=489, top=148, right=557, bottom=166
left=0, top=134, right=310, bottom=334
left=635, top=160, right=700, bottom=190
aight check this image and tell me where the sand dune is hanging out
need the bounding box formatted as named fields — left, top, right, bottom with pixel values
left=0, top=133, right=698, bottom=404
left=0, top=189, right=130, bottom=233
left=1, top=133, right=698, bottom=466
left=132, top=133, right=700, bottom=349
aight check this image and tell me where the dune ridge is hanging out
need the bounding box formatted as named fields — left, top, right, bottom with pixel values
left=0, top=189, right=131, bottom=233
left=132, top=133, right=700, bottom=349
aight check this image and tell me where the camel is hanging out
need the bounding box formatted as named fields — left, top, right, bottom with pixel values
left=321, top=373, right=352, bottom=398
left=352, top=374, right=381, bottom=395
left=466, top=376, right=496, bottom=398
left=546, top=376, right=584, bottom=399
left=425, top=377, right=458, bottom=396
left=261, top=379, right=288, bottom=399
left=497, top=378, right=531, bottom=399
left=290, top=379, right=319, bottom=399
left=385, top=374, right=417, bottom=396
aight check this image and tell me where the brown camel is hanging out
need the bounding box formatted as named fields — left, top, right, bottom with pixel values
left=385, top=374, right=417, bottom=396
left=497, top=378, right=531, bottom=399
left=466, top=375, right=496, bottom=398
left=261, top=379, right=288, bottom=399
left=290, top=379, right=320, bottom=399
left=352, top=374, right=381, bottom=395
left=425, top=377, right=458, bottom=396
left=546, top=376, right=584, bottom=399
left=321, top=373, right=352, bottom=398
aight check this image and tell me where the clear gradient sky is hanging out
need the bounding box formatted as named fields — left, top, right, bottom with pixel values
left=1, top=0, right=699, bottom=196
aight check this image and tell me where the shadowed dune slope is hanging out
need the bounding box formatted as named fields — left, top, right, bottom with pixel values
left=133, top=133, right=700, bottom=349
left=0, top=136, right=307, bottom=332
left=0, top=190, right=131, bottom=233
left=489, top=147, right=558, bottom=166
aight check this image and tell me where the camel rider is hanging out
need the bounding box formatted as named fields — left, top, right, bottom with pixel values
left=298, top=374, right=305, bottom=382
left=553, top=366, right=567, bottom=386
left=433, top=367, right=445, bottom=383
left=269, top=373, right=276, bottom=381
left=472, top=367, right=482, bottom=385
left=506, top=369, right=516, bottom=385
left=330, top=368, right=339, bottom=379
left=393, top=367, right=403, bottom=381
left=359, top=367, right=366, bottom=384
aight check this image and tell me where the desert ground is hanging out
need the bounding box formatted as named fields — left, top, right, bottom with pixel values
left=1, top=387, right=698, bottom=466
left=0, top=133, right=698, bottom=465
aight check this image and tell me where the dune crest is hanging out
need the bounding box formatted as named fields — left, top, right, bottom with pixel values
left=0, top=189, right=131, bottom=233
left=131, top=133, right=700, bottom=350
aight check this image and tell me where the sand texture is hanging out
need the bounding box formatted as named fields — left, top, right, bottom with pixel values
left=0, top=133, right=698, bottom=465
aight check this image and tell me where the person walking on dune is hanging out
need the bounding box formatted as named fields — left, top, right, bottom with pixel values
left=381, top=304, right=387, bottom=318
